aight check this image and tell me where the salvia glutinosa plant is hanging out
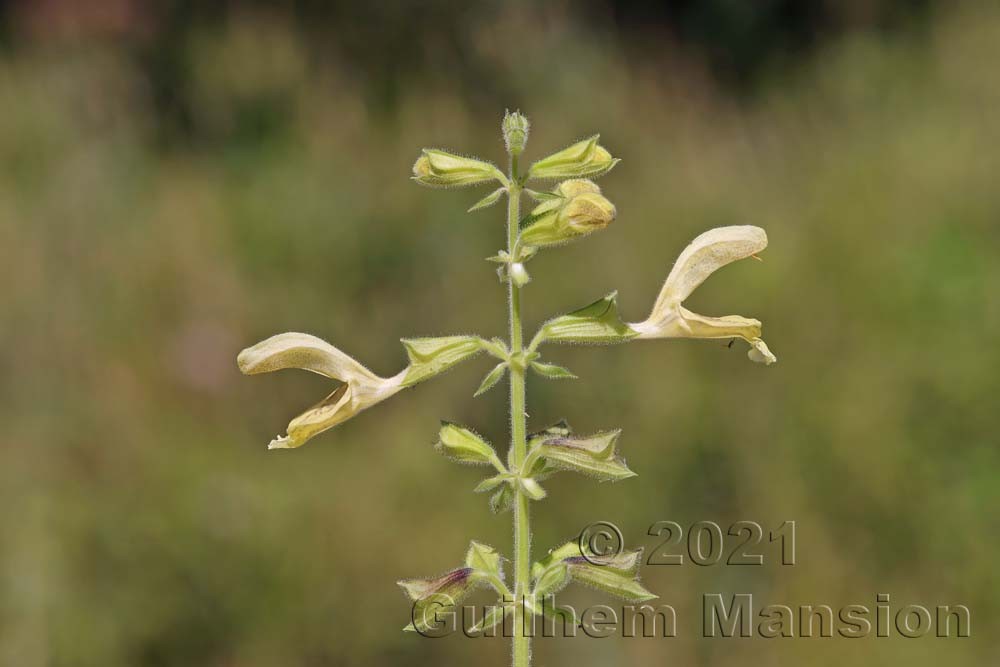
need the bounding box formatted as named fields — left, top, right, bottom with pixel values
left=237, top=111, right=776, bottom=666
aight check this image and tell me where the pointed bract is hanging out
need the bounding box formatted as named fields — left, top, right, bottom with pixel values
left=474, top=362, right=509, bottom=397
left=465, top=541, right=504, bottom=579
left=468, top=187, right=507, bottom=212
left=529, top=361, right=577, bottom=380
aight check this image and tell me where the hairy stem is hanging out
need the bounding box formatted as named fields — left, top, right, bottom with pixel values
left=506, top=154, right=530, bottom=667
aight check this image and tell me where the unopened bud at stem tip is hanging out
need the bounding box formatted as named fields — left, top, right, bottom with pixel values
left=503, top=110, right=530, bottom=156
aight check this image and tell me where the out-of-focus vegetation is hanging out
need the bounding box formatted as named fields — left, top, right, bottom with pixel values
left=1, top=1, right=997, bottom=665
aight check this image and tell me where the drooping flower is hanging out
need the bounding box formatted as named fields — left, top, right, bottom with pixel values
left=628, top=225, right=777, bottom=364
left=238, top=333, right=491, bottom=449
left=237, top=332, right=407, bottom=449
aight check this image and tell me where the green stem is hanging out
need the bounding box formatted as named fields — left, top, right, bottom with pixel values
left=506, top=154, right=530, bottom=667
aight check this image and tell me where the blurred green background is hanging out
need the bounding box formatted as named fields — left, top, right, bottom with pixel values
left=1, top=1, right=997, bottom=664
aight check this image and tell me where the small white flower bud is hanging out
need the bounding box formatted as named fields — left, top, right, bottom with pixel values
left=509, top=262, right=530, bottom=287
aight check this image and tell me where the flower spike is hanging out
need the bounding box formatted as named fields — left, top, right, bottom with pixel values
left=628, top=225, right=777, bottom=364
left=238, top=117, right=781, bottom=665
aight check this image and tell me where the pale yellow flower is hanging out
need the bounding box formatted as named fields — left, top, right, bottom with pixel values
left=237, top=332, right=406, bottom=449
left=628, top=225, right=777, bottom=364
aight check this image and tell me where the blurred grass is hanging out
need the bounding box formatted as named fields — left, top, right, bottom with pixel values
left=1, top=2, right=998, bottom=665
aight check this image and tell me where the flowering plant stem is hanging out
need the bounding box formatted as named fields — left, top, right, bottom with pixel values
left=505, top=153, right=531, bottom=667
left=237, top=111, right=777, bottom=667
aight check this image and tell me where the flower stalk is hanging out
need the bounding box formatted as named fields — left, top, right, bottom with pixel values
left=505, top=150, right=532, bottom=667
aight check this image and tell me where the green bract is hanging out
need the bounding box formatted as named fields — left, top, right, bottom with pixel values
left=465, top=541, right=504, bottom=578
left=474, top=362, right=508, bottom=396
left=468, top=186, right=507, bottom=212
left=237, top=112, right=778, bottom=667
left=529, top=360, right=576, bottom=380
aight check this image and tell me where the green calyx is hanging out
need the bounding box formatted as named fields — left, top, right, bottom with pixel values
left=530, top=291, right=639, bottom=350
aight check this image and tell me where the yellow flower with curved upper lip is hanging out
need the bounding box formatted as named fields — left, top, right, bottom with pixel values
left=238, top=332, right=490, bottom=449
left=628, top=225, right=777, bottom=365
left=238, top=332, right=408, bottom=449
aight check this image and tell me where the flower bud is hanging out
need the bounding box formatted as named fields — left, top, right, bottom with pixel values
left=508, top=261, right=530, bottom=287
left=412, top=149, right=506, bottom=188
left=435, top=422, right=499, bottom=465
left=400, top=567, right=482, bottom=635
left=554, top=178, right=601, bottom=198
left=562, top=192, right=615, bottom=234
left=502, top=110, right=530, bottom=155
left=527, top=135, right=619, bottom=180
left=519, top=179, right=616, bottom=248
